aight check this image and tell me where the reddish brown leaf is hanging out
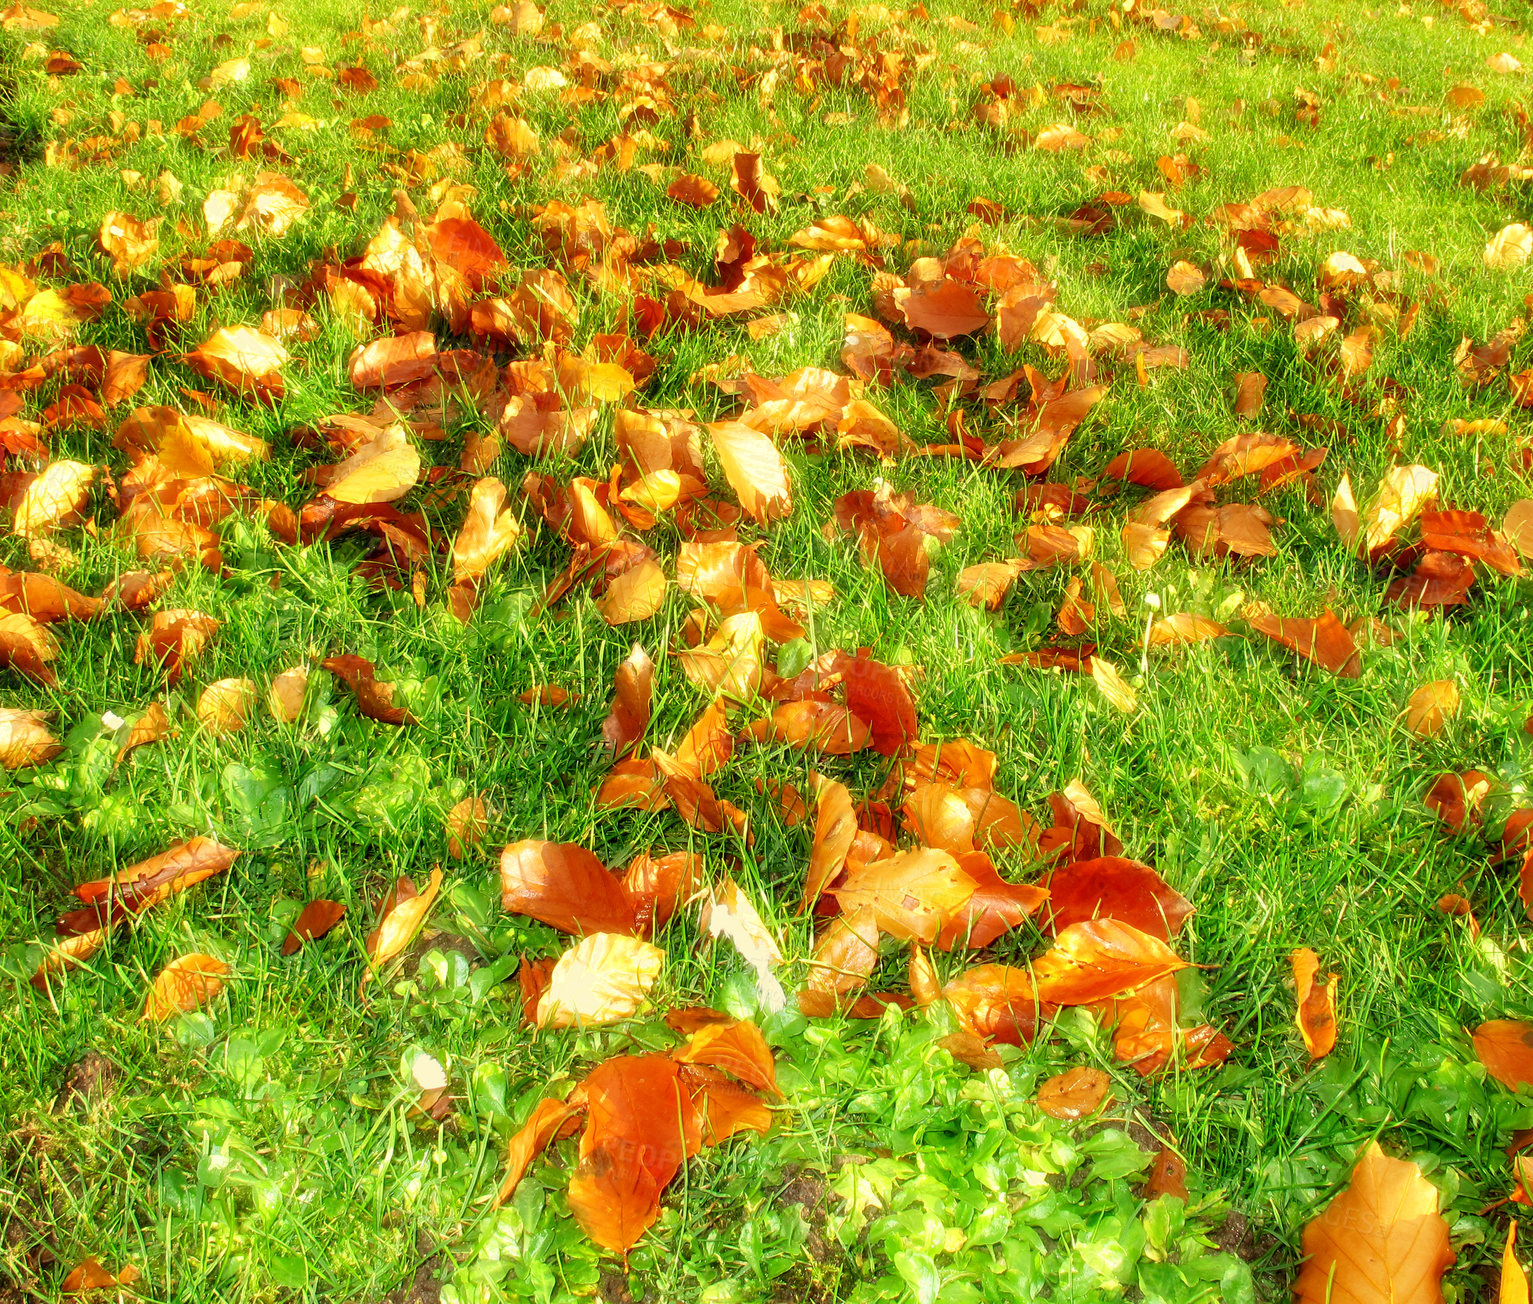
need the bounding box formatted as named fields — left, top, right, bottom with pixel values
left=500, top=840, right=639, bottom=937
left=321, top=654, right=415, bottom=725
left=1043, top=857, right=1192, bottom=941
left=282, top=900, right=346, bottom=955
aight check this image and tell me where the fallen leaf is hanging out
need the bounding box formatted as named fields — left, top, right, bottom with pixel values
left=1036, top=1066, right=1111, bottom=1119
left=1293, top=1142, right=1454, bottom=1304
left=1292, top=947, right=1338, bottom=1059
left=1044, top=857, right=1191, bottom=941
left=322, top=654, right=415, bottom=725
left=366, top=866, right=442, bottom=970
left=0, top=705, right=61, bottom=768
left=706, top=420, right=791, bottom=523
left=602, top=643, right=653, bottom=758
left=1403, top=681, right=1459, bottom=737
left=1476, top=1021, right=1533, bottom=1091
left=1032, top=919, right=1187, bottom=1004
left=142, top=952, right=228, bottom=1022
left=196, top=677, right=256, bottom=735
left=500, top=840, right=639, bottom=937
left=536, top=932, right=664, bottom=1028
left=281, top=900, right=346, bottom=955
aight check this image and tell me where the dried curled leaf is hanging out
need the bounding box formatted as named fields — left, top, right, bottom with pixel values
left=1292, top=947, right=1338, bottom=1059
left=366, top=866, right=443, bottom=970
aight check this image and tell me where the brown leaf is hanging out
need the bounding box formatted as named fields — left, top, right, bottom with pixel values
left=897, top=277, right=991, bottom=339
left=281, top=900, right=346, bottom=955
left=185, top=325, right=287, bottom=398
left=450, top=477, right=521, bottom=583
left=61, top=1258, right=139, bottom=1293
left=942, top=964, right=1050, bottom=1045
left=1144, top=1148, right=1189, bottom=1200
left=602, top=643, right=653, bottom=758
left=1292, top=947, right=1338, bottom=1059
left=492, top=1095, right=580, bottom=1209
left=835, top=848, right=975, bottom=944
left=365, top=866, right=442, bottom=970
left=1247, top=607, right=1359, bottom=677
left=1166, top=260, right=1206, bottom=294
left=500, top=840, right=639, bottom=937
left=322, top=654, right=415, bottom=725
left=1037, top=1066, right=1111, bottom=1119
left=0, top=706, right=60, bottom=768
left=1044, top=857, right=1192, bottom=941
left=1145, top=613, right=1229, bottom=647
left=66, top=836, right=239, bottom=931
left=804, top=776, right=856, bottom=913
left=1404, top=680, right=1459, bottom=737
left=1293, top=1142, right=1454, bottom=1304
left=142, top=952, right=228, bottom=1022
left=748, top=701, right=870, bottom=754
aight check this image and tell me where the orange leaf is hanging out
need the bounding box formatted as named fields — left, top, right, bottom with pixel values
left=493, top=1095, right=580, bottom=1208
left=1293, top=1142, right=1454, bottom=1304
left=1476, top=1021, right=1533, bottom=1091
left=1037, top=1066, right=1111, bottom=1119
left=602, top=643, right=653, bottom=758
left=1043, top=856, right=1192, bottom=941
left=142, top=952, right=228, bottom=1022
left=1247, top=607, right=1360, bottom=677
left=835, top=848, right=976, bottom=944
left=673, top=1018, right=778, bottom=1095
left=705, top=420, right=791, bottom=524
left=1032, top=919, right=1187, bottom=1004
left=322, top=654, right=415, bottom=725
left=804, top=777, right=856, bottom=913
left=365, top=866, right=442, bottom=969
left=1292, top=947, right=1339, bottom=1058
left=0, top=706, right=61, bottom=769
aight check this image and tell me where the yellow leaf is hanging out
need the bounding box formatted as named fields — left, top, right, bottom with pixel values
left=1403, top=680, right=1459, bottom=737
left=535, top=932, right=664, bottom=1028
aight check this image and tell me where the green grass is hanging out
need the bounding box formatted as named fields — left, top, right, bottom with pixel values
left=3, top=0, right=1533, bottom=1299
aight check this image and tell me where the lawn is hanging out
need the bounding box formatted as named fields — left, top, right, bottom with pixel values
left=2, top=0, right=1533, bottom=1298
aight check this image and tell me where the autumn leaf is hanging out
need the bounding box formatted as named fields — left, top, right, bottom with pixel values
left=1293, top=1142, right=1454, bottom=1304
left=0, top=706, right=61, bottom=769
left=196, top=677, right=257, bottom=735
left=942, top=964, right=1050, bottom=1045
left=535, top=932, right=664, bottom=1028
left=804, top=776, right=856, bottom=913
left=500, top=840, right=639, bottom=937
left=1403, top=681, right=1459, bottom=737
left=493, top=1095, right=580, bottom=1208
left=834, top=848, right=976, bottom=944
left=65, top=836, right=239, bottom=931
left=1506, top=1222, right=1530, bottom=1304
left=322, top=654, right=415, bottom=725
left=602, top=643, right=653, bottom=758
left=1032, top=919, right=1188, bottom=1004
left=142, top=953, right=228, bottom=1022
left=1292, top=948, right=1339, bottom=1059
left=365, top=866, right=442, bottom=971
left=1037, top=1066, right=1111, bottom=1119
left=282, top=900, right=346, bottom=955
left=1043, top=857, right=1192, bottom=941
left=185, top=325, right=288, bottom=398
left=1247, top=607, right=1360, bottom=677
left=61, top=1258, right=140, bottom=1292
left=1476, top=1021, right=1533, bottom=1091
left=450, top=477, right=522, bottom=583
left=706, top=420, right=791, bottom=524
